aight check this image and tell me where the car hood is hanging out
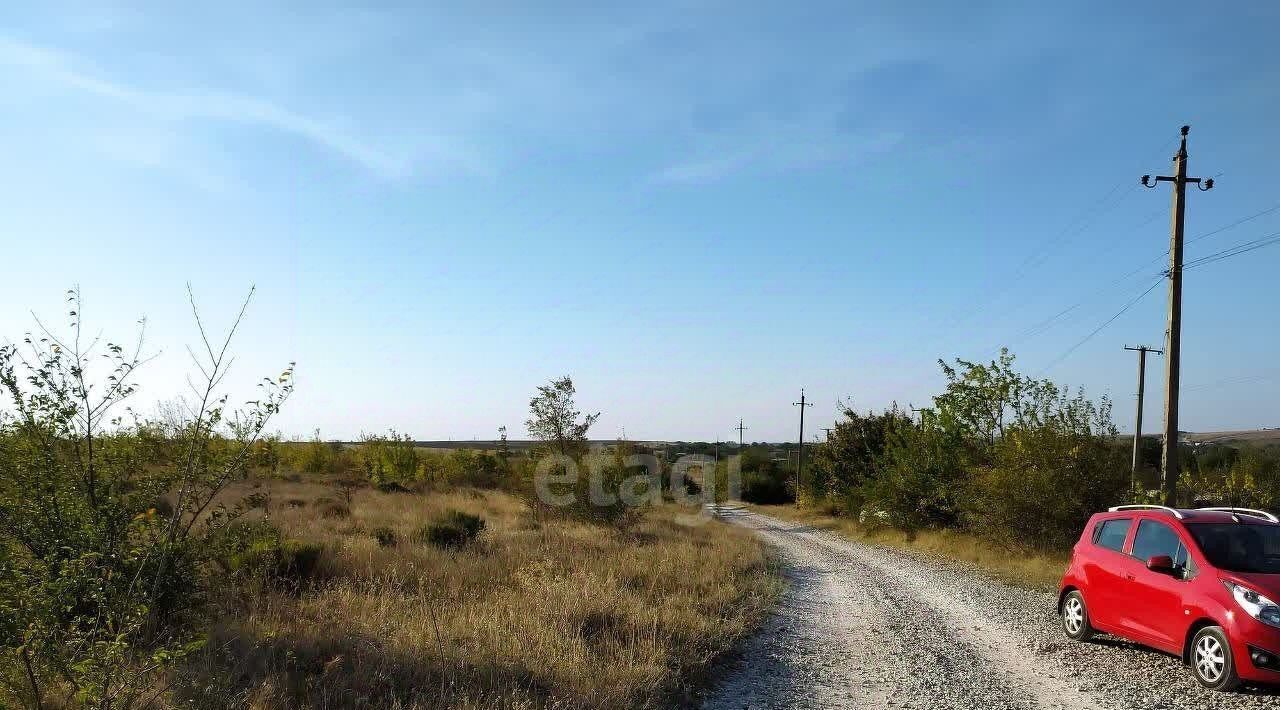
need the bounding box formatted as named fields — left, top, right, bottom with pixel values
left=1222, top=571, right=1280, bottom=598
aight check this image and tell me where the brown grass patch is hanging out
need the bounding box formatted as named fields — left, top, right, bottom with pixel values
left=173, top=482, right=780, bottom=709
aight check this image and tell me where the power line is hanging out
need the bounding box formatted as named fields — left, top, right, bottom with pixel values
left=1186, top=202, right=1280, bottom=248
left=990, top=208, right=1280, bottom=365
left=900, top=138, right=1274, bottom=390
left=1035, top=277, right=1165, bottom=377
left=927, top=136, right=1179, bottom=341
left=1183, top=230, right=1280, bottom=271
left=1113, top=199, right=1280, bottom=281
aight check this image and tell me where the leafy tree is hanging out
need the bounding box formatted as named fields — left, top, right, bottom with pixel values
left=868, top=410, right=971, bottom=531
left=0, top=288, right=292, bottom=708
left=808, top=403, right=910, bottom=513
left=525, top=376, right=598, bottom=459
left=497, top=425, right=511, bottom=462
left=962, top=382, right=1126, bottom=551
left=934, top=348, right=1025, bottom=455
left=358, top=430, right=419, bottom=483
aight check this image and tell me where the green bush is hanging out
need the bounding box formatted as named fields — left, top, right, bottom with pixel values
left=807, top=407, right=909, bottom=509
left=413, top=510, right=486, bottom=548
left=0, top=291, right=294, bottom=707
left=372, top=526, right=398, bottom=547
left=226, top=536, right=324, bottom=590
left=964, top=426, right=1126, bottom=552
left=211, top=520, right=280, bottom=565
left=741, top=468, right=793, bottom=504
left=375, top=480, right=410, bottom=494
left=867, top=416, right=969, bottom=532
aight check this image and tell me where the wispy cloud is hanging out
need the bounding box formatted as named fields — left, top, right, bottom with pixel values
left=653, top=117, right=906, bottom=185
left=0, top=37, right=475, bottom=181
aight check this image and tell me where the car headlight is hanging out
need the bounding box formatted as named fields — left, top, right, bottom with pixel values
left=1225, top=581, right=1280, bottom=628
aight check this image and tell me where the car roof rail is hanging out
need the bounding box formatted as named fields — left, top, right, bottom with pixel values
left=1197, top=507, right=1280, bottom=523
left=1107, top=504, right=1185, bottom=519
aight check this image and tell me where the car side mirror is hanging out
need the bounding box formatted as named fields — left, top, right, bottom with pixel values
left=1146, top=554, right=1175, bottom=574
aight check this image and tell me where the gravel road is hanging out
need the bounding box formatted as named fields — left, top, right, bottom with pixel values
left=703, top=505, right=1280, bottom=710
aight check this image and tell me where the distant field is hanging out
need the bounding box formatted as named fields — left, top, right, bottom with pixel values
left=1116, top=429, right=1280, bottom=447
left=1184, top=428, right=1280, bottom=445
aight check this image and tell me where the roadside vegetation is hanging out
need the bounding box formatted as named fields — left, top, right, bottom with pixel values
left=731, top=349, right=1280, bottom=587
left=747, top=503, right=1068, bottom=590
left=0, top=294, right=779, bottom=709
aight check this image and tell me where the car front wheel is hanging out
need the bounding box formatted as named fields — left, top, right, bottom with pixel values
left=1061, top=590, right=1094, bottom=641
left=1191, top=626, right=1241, bottom=691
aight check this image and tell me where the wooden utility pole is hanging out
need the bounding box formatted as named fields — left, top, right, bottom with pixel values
left=1124, top=344, right=1163, bottom=491
left=793, top=390, right=813, bottom=499
left=820, top=427, right=834, bottom=440
left=1142, top=125, right=1214, bottom=505
left=735, top=418, right=749, bottom=447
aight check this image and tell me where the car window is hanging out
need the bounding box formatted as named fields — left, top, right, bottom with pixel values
left=1187, top=523, right=1280, bottom=574
left=1132, top=520, right=1191, bottom=576
left=1093, top=518, right=1131, bottom=552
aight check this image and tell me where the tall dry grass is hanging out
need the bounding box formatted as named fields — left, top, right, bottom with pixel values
left=174, top=481, right=780, bottom=709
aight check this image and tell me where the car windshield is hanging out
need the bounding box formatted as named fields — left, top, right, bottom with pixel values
left=1186, top=523, right=1280, bottom=574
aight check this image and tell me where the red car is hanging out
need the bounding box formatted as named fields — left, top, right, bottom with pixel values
left=1059, top=505, right=1280, bottom=690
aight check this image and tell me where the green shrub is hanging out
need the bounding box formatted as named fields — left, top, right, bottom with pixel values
left=740, top=462, right=793, bottom=504
left=413, top=510, right=485, bottom=548
left=375, top=480, right=410, bottom=494
left=372, top=526, right=398, bottom=547
left=227, top=537, right=324, bottom=590
left=244, top=491, right=270, bottom=509
left=964, top=424, right=1126, bottom=552
left=278, top=540, right=324, bottom=581
left=210, top=520, right=282, bottom=570
left=867, top=418, right=968, bottom=532
left=152, top=496, right=176, bottom=518
left=0, top=290, right=294, bottom=707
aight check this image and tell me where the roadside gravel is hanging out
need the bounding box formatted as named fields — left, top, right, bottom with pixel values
left=703, top=505, right=1280, bottom=710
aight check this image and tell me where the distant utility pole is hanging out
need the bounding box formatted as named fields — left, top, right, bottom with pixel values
left=820, top=427, right=834, bottom=440
left=735, top=418, right=749, bottom=447
left=1142, top=125, right=1214, bottom=505
left=1124, top=344, right=1163, bottom=490
left=910, top=406, right=931, bottom=426
left=793, top=389, right=813, bottom=499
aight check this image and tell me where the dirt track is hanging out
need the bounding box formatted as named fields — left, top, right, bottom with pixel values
left=703, top=506, right=1280, bottom=710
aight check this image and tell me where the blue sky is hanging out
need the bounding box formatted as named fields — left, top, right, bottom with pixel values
left=2, top=1, right=1278, bottom=441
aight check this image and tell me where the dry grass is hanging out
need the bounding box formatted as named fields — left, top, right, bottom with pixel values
left=748, top=503, right=1068, bottom=591
left=174, top=481, right=780, bottom=709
